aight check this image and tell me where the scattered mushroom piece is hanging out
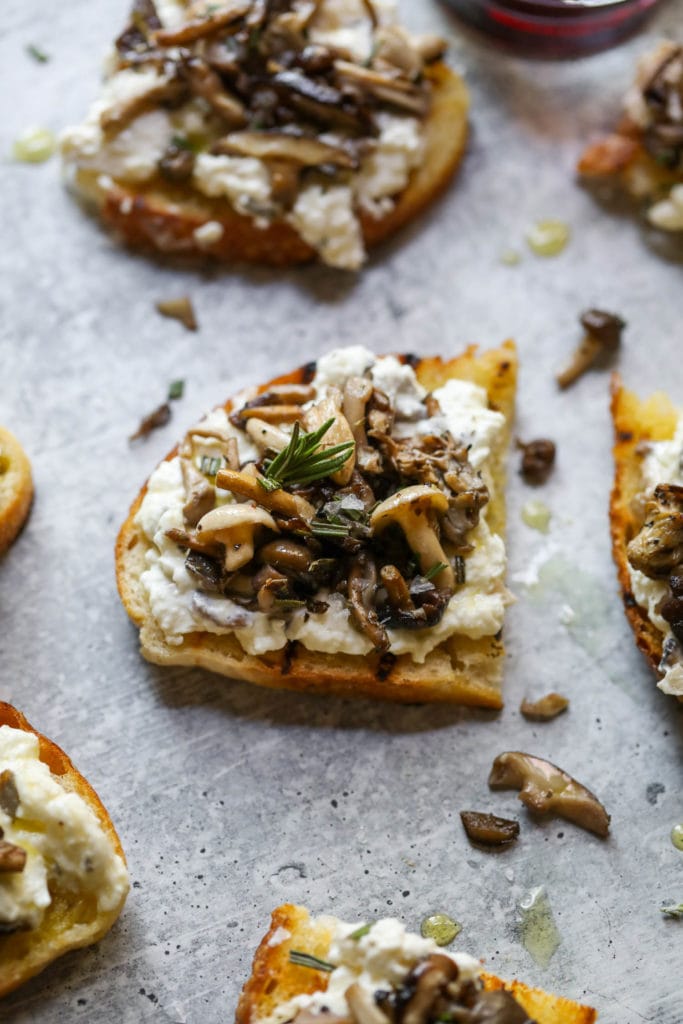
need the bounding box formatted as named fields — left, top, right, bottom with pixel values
left=517, top=439, right=556, bottom=485
left=129, top=402, right=171, bottom=442
left=372, top=25, right=422, bottom=79
left=370, top=485, right=454, bottom=591
left=303, top=391, right=356, bottom=486
left=259, top=539, right=313, bottom=575
left=155, top=296, right=198, bottom=331
left=659, top=572, right=683, bottom=644
left=158, top=142, right=195, bottom=183
left=192, top=590, right=252, bottom=628
left=556, top=309, right=625, bottom=389
left=271, top=69, right=371, bottom=133
left=184, top=549, right=228, bottom=592
left=181, top=57, right=247, bottom=126
left=196, top=503, right=279, bottom=571
left=245, top=417, right=291, bottom=452
left=0, top=841, right=27, bottom=874
left=348, top=554, right=389, bottom=652
left=627, top=484, right=683, bottom=578
left=100, top=75, right=184, bottom=131
left=488, top=751, right=611, bottom=838
left=413, top=32, right=448, bottom=63
left=400, top=954, right=460, bottom=1024
left=239, top=405, right=305, bottom=424
left=211, top=130, right=358, bottom=168
left=333, top=60, right=429, bottom=115
left=520, top=693, right=569, bottom=721
left=216, top=467, right=315, bottom=520
left=346, top=983, right=390, bottom=1024
left=460, top=810, right=520, bottom=847
left=380, top=564, right=413, bottom=612
left=181, top=459, right=216, bottom=527
left=0, top=771, right=20, bottom=819
left=153, top=1, right=251, bottom=46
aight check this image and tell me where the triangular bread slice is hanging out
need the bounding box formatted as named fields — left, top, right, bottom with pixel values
left=610, top=375, right=683, bottom=699
left=236, top=904, right=597, bottom=1024
left=116, top=342, right=517, bottom=706
left=0, top=703, right=129, bottom=997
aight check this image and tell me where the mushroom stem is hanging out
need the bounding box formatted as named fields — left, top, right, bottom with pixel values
left=216, top=467, right=315, bottom=520
left=370, top=486, right=455, bottom=591
left=556, top=335, right=601, bottom=389
left=380, top=565, right=413, bottom=611
left=346, top=984, right=390, bottom=1024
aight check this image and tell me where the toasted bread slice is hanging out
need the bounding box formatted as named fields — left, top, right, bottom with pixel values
left=116, top=342, right=517, bottom=707
left=0, top=427, right=33, bottom=556
left=0, top=703, right=129, bottom=998
left=236, top=904, right=597, bottom=1024
left=61, top=0, right=469, bottom=270
left=610, top=375, right=683, bottom=699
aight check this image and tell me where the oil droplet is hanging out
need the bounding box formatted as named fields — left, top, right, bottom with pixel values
left=526, top=220, right=570, bottom=257
left=518, top=887, right=561, bottom=968
left=420, top=913, right=461, bottom=946
left=521, top=500, right=551, bottom=533
left=671, top=824, right=683, bottom=851
left=12, top=126, right=56, bottom=163
left=500, top=249, right=521, bottom=266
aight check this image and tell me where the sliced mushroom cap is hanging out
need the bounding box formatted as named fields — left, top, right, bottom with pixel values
left=519, top=693, right=569, bottom=721
left=153, top=0, right=251, bottom=46
left=627, top=484, right=683, bottom=579
left=271, top=69, right=372, bottom=132
left=333, top=59, right=429, bottom=115
left=303, top=391, right=356, bottom=486
left=216, top=466, right=316, bottom=521
left=345, top=983, right=390, bottom=1024
left=245, top=417, right=291, bottom=452
left=100, top=75, right=185, bottom=132
left=0, top=841, right=27, bottom=874
left=211, top=129, right=358, bottom=167
left=196, top=503, right=278, bottom=571
left=400, top=954, right=460, bottom=1024
left=181, top=458, right=216, bottom=527
left=0, top=771, right=20, bottom=819
left=181, top=57, right=247, bottom=126
left=348, top=554, right=389, bottom=652
left=488, top=751, right=611, bottom=838
left=370, top=485, right=454, bottom=590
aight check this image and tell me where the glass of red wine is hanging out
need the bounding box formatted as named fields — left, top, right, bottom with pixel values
left=442, top=0, right=663, bottom=57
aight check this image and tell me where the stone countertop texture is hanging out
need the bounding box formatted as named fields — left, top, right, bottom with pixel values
left=1, top=1, right=682, bottom=1021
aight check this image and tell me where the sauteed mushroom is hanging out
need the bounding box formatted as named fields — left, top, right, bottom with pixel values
left=371, top=486, right=454, bottom=590
left=196, top=503, right=279, bottom=571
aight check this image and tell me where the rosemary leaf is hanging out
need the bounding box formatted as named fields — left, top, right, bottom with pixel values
left=311, top=519, right=351, bottom=538
left=289, top=950, right=335, bottom=972
left=262, top=418, right=354, bottom=490
left=660, top=903, right=683, bottom=918
left=425, top=561, right=449, bottom=581
left=348, top=922, right=372, bottom=940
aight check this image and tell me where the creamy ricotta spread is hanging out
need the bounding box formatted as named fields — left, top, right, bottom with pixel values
left=628, top=416, right=683, bottom=695
left=259, top=917, right=481, bottom=1024
left=135, top=347, right=510, bottom=662
left=0, top=726, right=129, bottom=932
left=60, top=0, right=432, bottom=270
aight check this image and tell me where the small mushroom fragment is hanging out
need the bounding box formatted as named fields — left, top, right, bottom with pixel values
left=245, top=417, right=291, bottom=452
left=216, top=466, right=315, bottom=520
left=259, top=539, right=313, bottom=575
left=370, top=486, right=454, bottom=591
left=345, top=983, right=390, bottom=1024
left=211, top=130, right=357, bottom=168
left=180, top=57, right=247, bottom=126
left=380, top=564, right=413, bottom=612
left=413, top=32, right=448, bottom=63
left=129, top=402, right=171, bottom=441
left=399, top=954, right=460, bottom=1024
left=659, top=572, right=683, bottom=644
left=0, top=771, right=20, bottom=819
left=185, top=549, right=228, bottom=591
left=196, top=503, right=278, bottom=571
left=348, top=554, right=389, bottom=652
left=153, top=0, right=250, bottom=46
left=466, top=990, right=535, bottom=1023
left=0, top=841, right=27, bottom=874
left=239, top=405, right=305, bottom=424
left=270, top=70, right=369, bottom=133
left=100, top=75, right=184, bottom=131
left=158, top=142, right=195, bottom=182
left=517, top=439, right=556, bottom=485
left=333, top=60, right=429, bottom=115
left=303, top=391, right=355, bottom=486
left=627, top=484, right=683, bottom=578
left=460, top=810, right=520, bottom=847
left=155, top=296, right=198, bottom=331
left=520, top=693, right=569, bottom=721
left=372, top=25, right=422, bottom=79
left=489, top=751, right=610, bottom=838
left=181, top=459, right=216, bottom=527
left=556, top=309, right=625, bottom=389
left=343, top=376, right=380, bottom=474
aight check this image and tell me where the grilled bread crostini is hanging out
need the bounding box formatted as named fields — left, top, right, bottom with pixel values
left=611, top=375, right=683, bottom=701
left=0, top=427, right=33, bottom=556
left=0, top=703, right=129, bottom=998
left=236, top=904, right=597, bottom=1024
left=578, top=42, right=683, bottom=234
left=61, top=0, right=469, bottom=271
left=116, top=342, right=516, bottom=706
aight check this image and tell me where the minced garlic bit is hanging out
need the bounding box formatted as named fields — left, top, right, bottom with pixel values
left=526, top=219, right=570, bottom=257
left=13, top=127, right=56, bottom=163
left=521, top=499, right=551, bottom=533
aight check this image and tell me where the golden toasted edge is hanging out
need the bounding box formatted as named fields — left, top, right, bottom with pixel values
left=235, top=904, right=597, bottom=1024
left=0, top=427, right=33, bottom=556
left=71, top=64, right=468, bottom=267
left=0, top=703, right=128, bottom=999
left=115, top=342, right=516, bottom=707
left=610, top=374, right=680, bottom=684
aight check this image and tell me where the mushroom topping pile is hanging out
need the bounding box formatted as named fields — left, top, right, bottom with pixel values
left=65, top=0, right=448, bottom=269
left=156, top=355, right=496, bottom=653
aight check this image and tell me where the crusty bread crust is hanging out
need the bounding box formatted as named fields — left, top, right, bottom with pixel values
left=609, top=375, right=681, bottom=695
left=0, top=427, right=33, bottom=556
left=115, top=342, right=516, bottom=707
left=0, top=703, right=128, bottom=998
left=69, top=63, right=468, bottom=267
left=235, top=904, right=597, bottom=1024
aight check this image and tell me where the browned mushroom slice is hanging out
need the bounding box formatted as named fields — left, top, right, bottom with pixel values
left=372, top=25, right=422, bottom=79
left=153, top=0, right=250, bottom=46
left=259, top=539, right=314, bottom=575
left=271, top=70, right=373, bottom=133
left=0, top=770, right=20, bottom=819
left=520, top=693, right=569, bottom=721
left=180, top=57, right=247, bottom=127
left=333, top=60, right=429, bottom=115
left=627, top=484, right=683, bottom=578
left=185, top=549, right=228, bottom=592
left=215, top=467, right=315, bottom=520
left=460, top=810, right=520, bottom=847
left=466, top=990, right=535, bottom=1023
left=348, top=554, right=389, bottom=653
left=346, top=984, right=390, bottom=1024
left=158, top=143, right=196, bottom=183
left=211, top=130, right=358, bottom=168
left=181, top=460, right=216, bottom=527
left=0, top=840, right=27, bottom=874
left=380, top=564, right=413, bottom=612
left=100, top=76, right=185, bottom=132
left=116, top=0, right=162, bottom=58
left=400, top=954, right=460, bottom=1024
left=489, top=752, right=610, bottom=838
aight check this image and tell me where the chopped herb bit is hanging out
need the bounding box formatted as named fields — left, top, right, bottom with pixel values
left=26, top=44, right=49, bottom=63
left=171, top=134, right=196, bottom=152
left=310, top=518, right=352, bottom=538
left=129, top=403, right=171, bottom=442
left=155, top=296, right=198, bottom=332
left=425, top=561, right=448, bottom=582
left=261, top=419, right=354, bottom=491
left=289, top=950, right=334, bottom=972
left=660, top=903, right=683, bottom=918
left=200, top=455, right=223, bottom=477
left=272, top=598, right=307, bottom=611
left=454, top=555, right=466, bottom=586
left=349, top=922, right=372, bottom=940
left=168, top=379, right=185, bottom=401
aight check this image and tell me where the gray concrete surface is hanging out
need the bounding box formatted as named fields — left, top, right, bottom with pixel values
left=1, top=1, right=682, bottom=1021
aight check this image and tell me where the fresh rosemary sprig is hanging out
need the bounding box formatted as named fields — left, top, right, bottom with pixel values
left=260, top=419, right=354, bottom=492
left=289, top=950, right=335, bottom=972
left=310, top=519, right=352, bottom=538
left=660, top=903, right=683, bottom=918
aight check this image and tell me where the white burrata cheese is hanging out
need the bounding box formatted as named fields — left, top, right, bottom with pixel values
left=135, top=349, right=509, bottom=660
left=193, top=154, right=272, bottom=217
left=259, top=917, right=481, bottom=1024
left=0, top=727, right=129, bottom=932
left=355, top=114, right=424, bottom=219
left=287, top=185, right=365, bottom=271
left=628, top=415, right=683, bottom=695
